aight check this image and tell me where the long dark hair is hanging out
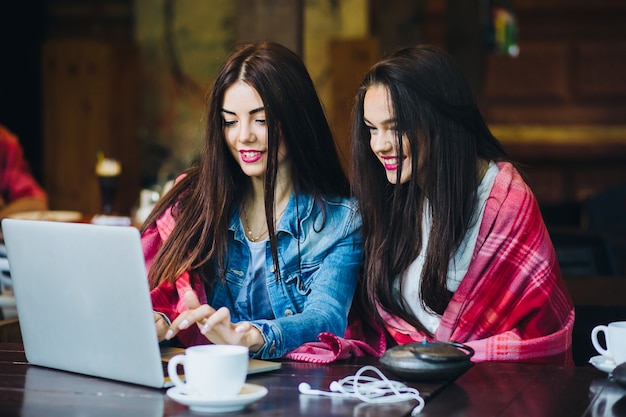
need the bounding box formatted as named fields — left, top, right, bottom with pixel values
left=351, top=45, right=507, bottom=335
left=143, top=41, right=348, bottom=288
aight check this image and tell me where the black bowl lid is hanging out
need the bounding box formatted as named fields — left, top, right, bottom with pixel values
left=385, top=340, right=475, bottom=363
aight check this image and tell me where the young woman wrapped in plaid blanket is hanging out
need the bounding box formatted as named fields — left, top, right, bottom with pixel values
left=286, top=45, right=574, bottom=365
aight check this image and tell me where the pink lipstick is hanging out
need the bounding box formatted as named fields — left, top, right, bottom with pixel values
left=240, top=150, right=263, bottom=163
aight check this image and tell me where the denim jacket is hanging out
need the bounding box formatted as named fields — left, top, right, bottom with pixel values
left=145, top=192, right=363, bottom=359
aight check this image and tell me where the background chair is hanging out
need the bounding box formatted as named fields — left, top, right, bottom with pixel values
left=583, top=185, right=626, bottom=234
left=583, top=184, right=626, bottom=276
left=550, top=230, right=617, bottom=277
left=549, top=187, right=626, bottom=365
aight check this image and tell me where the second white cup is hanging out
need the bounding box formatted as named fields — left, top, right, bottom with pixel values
left=591, top=321, right=626, bottom=366
left=167, top=344, right=249, bottom=399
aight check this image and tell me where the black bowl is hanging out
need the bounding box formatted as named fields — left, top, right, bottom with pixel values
left=613, top=362, right=626, bottom=389
left=380, top=340, right=474, bottom=381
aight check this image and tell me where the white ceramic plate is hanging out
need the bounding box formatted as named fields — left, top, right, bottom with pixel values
left=166, top=383, right=268, bottom=413
left=7, top=210, right=82, bottom=222
left=589, top=355, right=617, bottom=374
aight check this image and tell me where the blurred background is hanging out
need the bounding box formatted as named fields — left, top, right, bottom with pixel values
left=0, top=0, right=625, bottom=363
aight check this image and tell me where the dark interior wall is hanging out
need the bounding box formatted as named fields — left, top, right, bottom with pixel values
left=0, top=1, right=45, bottom=182
left=1, top=0, right=139, bottom=215
left=482, top=2, right=626, bottom=125
left=0, top=0, right=133, bottom=188
left=4, top=0, right=625, bottom=215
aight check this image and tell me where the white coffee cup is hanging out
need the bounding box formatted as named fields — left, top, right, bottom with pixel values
left=591, top=321, right=626, bottom=365
left=167, top=345, right=249, bottom=399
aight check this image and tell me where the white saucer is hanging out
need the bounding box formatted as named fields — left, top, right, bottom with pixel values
left=589, top=355, right=617, bottom=374
left=166, top=383, right=268, bottom=413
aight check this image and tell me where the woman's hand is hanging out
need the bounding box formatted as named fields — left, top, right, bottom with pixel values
left=154, top=312, right=170, bottom=342
left=164, top=291, right=264, bottom=352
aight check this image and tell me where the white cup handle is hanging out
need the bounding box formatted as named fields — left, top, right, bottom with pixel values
left=167, top=354, right=187, bottom=389
left=591, top=325, right=610, bottom=357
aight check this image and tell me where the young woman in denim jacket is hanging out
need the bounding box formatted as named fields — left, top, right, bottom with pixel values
left=140, top=42, right=363, bottom=359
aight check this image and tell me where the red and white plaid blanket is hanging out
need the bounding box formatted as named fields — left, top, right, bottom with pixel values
left=286, top=162, right=574, bottom=365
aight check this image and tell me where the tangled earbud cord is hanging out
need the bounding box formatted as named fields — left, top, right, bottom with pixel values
left=298, top=365, right=425, bottom=416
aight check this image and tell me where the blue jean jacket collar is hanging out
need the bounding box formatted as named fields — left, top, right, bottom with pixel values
left=228, top=192, right=314, bottom=240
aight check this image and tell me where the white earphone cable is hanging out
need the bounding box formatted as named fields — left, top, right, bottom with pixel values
left=298, top=365, right=425, bottom=415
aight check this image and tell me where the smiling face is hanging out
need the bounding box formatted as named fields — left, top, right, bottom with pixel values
left=222, top=81, right=287, bottom=179
left=363, top=84, right=413, bottom=185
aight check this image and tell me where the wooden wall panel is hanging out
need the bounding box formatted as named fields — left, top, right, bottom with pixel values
left=484, top=42, right=570, bottom=100
left=521, top=168, right=567, bottom=206
left=480, top=2, right=626, bottom=125
left=328, top=38, right=379, bottom=175
left=574, top=42, right=626, bottom=98
left=512, top=0, right=626, bottom=11
left=236, top=0, right=302, bottom=55
left=474, top=1, right=626, bottom=214
left=42, top=40, right=140, bottom=216
left=495, top=125, right=626, bottom=205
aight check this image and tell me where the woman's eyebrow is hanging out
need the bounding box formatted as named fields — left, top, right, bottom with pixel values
left=221, top=107, right=265, bottom=115
left=364, top=117, right=396, bottom=127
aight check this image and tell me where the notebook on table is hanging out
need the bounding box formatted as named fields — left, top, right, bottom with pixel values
left=1, top=218, right=280, bottom=388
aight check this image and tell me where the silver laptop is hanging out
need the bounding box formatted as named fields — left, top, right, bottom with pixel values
left=1, top=218, right=280, bottom=388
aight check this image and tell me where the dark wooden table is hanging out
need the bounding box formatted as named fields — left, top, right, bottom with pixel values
left=0, top=343, right=624, bottom=417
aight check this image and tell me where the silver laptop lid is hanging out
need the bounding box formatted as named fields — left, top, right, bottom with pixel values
left=2, top=219, right=166, bottom=388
